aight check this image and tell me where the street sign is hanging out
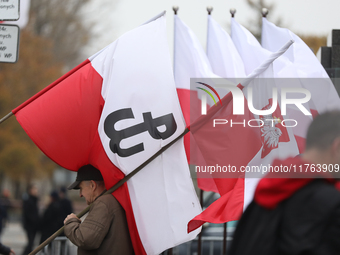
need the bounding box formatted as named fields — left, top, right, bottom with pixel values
left=0, top=0, right=19, bottom=21
left=0, top=24, right=19, bottom=63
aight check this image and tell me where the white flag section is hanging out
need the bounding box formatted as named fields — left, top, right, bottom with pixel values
left=231, top=18, right=271, bottom=75
left=174, top=15, right=218, bottom=90
left=262, top=17, right=328, bottom=78
left=173, top=14, right=219, bottom=122
left=262, top=18, right=340, bottom=154
left=230, top=17, right=291, bottom=78
left=92, top=14, right=201, bottom=254
left=207, top=15, right=246, bottom=78
left=262, top=18, right=340, bottom=111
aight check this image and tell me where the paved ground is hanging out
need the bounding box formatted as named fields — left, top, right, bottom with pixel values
left=1, top=222, right=77, bottom=255
left=1, top=222, right=26, bottom=254
left=0, top=199, right=86, bottom=254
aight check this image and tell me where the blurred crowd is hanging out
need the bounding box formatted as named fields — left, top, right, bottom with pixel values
left=0, top=189, right=11, bottom=240
left=0, top=186, right=73, bottom=255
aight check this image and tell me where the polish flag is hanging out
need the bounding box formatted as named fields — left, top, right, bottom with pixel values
left=262, top=17, right=340, bottom=153
left=231, top=17, right=271, bottom=75
left=188, top=18, right=264, bottom=228
left=192, top=15, right=248, bottom=222
left=188, top=41, right=299, bottom=232
left=207, top=15, right=246, bottom=78
left=13, top=13, right=201, bottom=255
left=189, top=17, right=340, bottom=231
left=174, top=14, right=218, bottom=193
left=230, top=18, right=306, bottom=206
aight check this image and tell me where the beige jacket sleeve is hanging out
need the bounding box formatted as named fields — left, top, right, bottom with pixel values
left=64, top=200, right=114, bottom=250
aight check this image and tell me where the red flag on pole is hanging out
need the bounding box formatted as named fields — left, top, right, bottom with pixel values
left=13, top=13, right=202, bottom=255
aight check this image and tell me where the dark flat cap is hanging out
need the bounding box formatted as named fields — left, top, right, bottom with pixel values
left=68, top=165, right=103, bottom=190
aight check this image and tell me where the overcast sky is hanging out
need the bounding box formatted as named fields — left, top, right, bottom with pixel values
left=86, top=0, right=340, bottom=57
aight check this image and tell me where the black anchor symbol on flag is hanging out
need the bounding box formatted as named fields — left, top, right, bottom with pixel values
left=104, top=108, right=177, bottom=157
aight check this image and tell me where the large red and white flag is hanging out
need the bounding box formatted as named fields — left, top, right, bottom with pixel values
left=214, top=17, right=276, bottom=214
left=188, top=40, right=299, bottom=232
left=229, top=18, right=308, bottom=207
left=13, top=13, right=201, bottom=255
left=195, top=15, right=248, bottom=221
left=174, top=14, right=218, bottom=193
left=189, top=18, right=340, bottom=231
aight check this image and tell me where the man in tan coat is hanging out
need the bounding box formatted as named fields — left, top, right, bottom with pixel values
left=64, top=165, right=134, bottom=255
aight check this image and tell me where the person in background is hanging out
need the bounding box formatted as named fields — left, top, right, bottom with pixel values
left=229, top=110, right=340, bottom=255
left=39, top=191, right=62, bottom=244
left=21, top=185, right=40, bottom=255
left=58, top=187, right=73, bottom=233
left=0, top=189, right=11, bottom=241
left=0, top=242, right=15, bottom=255
left=0, top=204, right=6, bottom=241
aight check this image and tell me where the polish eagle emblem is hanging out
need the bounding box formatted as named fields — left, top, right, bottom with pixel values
left=259, top=99, right=290, bottom=158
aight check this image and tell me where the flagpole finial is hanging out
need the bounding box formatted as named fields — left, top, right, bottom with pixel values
left=262, top=8, right=269, bottom=17
left=230, top=8, right=236, bottom=18
left=207, top=6, right=213, bottom=15
left=173, top=6, right=179, bottom=15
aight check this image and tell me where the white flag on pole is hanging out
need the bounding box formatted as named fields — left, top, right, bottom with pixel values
left=262, top=18, right=340, bottom=152
left=207, top=15, right=246, bottom=78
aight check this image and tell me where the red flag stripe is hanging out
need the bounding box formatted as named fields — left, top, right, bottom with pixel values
left=14, top=61, right=146, bottom=254
left=12, top=59, right=90, bottom=114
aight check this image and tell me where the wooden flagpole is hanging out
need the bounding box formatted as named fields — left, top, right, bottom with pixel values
left=223, top=222, right=227, bottom=255
left=197, top=189, right=203, bottom=255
